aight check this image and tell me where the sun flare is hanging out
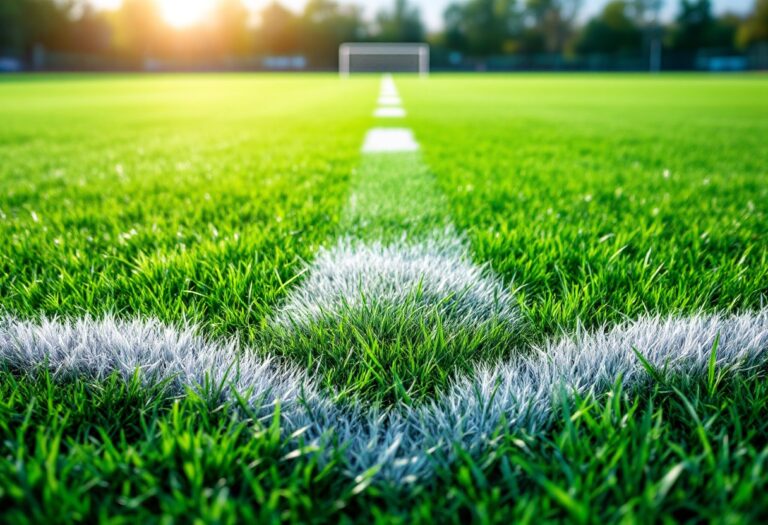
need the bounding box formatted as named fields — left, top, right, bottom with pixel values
left=158, top=0, right=217, bottom=29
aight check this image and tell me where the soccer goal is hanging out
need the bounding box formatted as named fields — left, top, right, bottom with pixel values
left=339, top=43, right=429, bottom=77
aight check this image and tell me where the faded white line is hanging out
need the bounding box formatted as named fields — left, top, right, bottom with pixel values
left=362, top=128, right=419, bottom=153
left=380, top=75, right=399, bottom=97
left=378, top=95, right=402, bottom=106
left=374, top=107, right=406, bottom=118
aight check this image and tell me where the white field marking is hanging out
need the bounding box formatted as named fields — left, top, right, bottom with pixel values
left=380, top=75, right=399, bottom=97
left=362, top=128, right=419, bottom=153
left=2, top=311, right=767, bottom=484
left=344, top=153, right=448, bottom=235
left=378, top=95, right=402, bottom=106
left=271, top=236, right=519, bottom=334
left=381, top=74, right=396, bottom=87
left=374, top=107, right=406, bottom=118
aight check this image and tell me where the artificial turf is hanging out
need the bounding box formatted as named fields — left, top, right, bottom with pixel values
left=0, top=73, right=767, bottom=523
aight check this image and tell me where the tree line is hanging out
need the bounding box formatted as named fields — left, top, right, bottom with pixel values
left=1, top=0, right=767, bottom=69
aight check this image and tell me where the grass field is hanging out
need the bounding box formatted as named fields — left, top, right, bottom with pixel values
left=401, top=75, right=768, bottom=335
left=1, top=73, right=767, bottom=523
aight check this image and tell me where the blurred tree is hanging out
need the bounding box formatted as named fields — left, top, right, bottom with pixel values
left=375, top=0, right=424, bottom=42
left=708, top=13, right=740, bottom=49
left=525, top=0, right=582, bottom=54
left=443, top=3, right=469, bottom=51
left=256, top=2, right=301, bottom=55
left=442, top=0, right=520, bottom=55
left=628, top=0, right=663, bottom=22
left=668, top=0, right=741, bottom=52
left=112, top=0, right=164, bottom=61
left=68, top=4, right=112, bottom=54
left=212, top=0, right=252, bottom=56
left=738, top=0, right=768, bottom=48
left=1, top=0, right=760, bottom=70
left=301, top=0, right=365, bottom=67
left=0, top=0, right=25, bottom=55
left=577, top=0, right=642, bottom=54
left=670, top=0, right=715, bottom=50
left=0, top=0, right=70, bottom=57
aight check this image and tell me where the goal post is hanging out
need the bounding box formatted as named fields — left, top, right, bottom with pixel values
left=339, top=43, right=429, bottom=77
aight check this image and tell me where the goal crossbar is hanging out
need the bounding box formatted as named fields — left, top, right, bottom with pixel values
left=339, top=43, right=429, bottom=77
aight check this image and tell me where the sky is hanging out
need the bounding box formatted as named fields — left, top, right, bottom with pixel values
left=90, top=0, right=756, bottom=31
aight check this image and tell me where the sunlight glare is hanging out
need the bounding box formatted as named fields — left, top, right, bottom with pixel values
left=158, top=0, right=217, bottom=28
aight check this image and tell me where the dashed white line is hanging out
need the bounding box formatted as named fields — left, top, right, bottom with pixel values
left=374, top=107, right=406, bottom=118
left=362, top=128, right=419, bottom=153
left=378, top=95, right=402, bottom=106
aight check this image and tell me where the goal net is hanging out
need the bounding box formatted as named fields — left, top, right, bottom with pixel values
left=339, top=43, right=429, bottom=76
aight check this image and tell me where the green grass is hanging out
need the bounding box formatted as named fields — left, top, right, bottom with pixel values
left=0, top=74, right=375, bottom=340
left=266, top=287, right=522, bottom=405
left=4, top=362, right=768, bottom=522
left=342, top=152, right=449, bottom=240
left=400, top=74, right=768, bottom=338
left=1, top=73, right=767, bottom=522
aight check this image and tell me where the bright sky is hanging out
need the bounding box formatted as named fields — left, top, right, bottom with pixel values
left=90, top=0, right=755, bottom=31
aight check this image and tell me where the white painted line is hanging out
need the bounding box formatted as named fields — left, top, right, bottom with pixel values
left=378, top=95, right=402, bottom=106
left=374, top=107, right=406, bottom=118
left=273, top=237, right=518, bottom=335
left=3, top=310, right=767, bottom=484
left=380, top=75, right=399, bottom=97
left=362, top=128, right=419, bottom=153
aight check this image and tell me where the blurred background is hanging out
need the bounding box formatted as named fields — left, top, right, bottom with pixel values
left=0, top=0, right=766, bottom=72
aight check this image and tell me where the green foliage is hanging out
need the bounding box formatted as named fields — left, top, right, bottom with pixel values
left=576, top=0, right=643, bottom=55
left=737, top=0, right=768, bottom=48
left=0, top=0, right=72, bottom=56
left=668, top=0, right=740, bottom=53
left=375, top=0, right=424, bottom=43
left=443, top=0, right=520, bottom=55
left=301, top=0, right=366, bottom=67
